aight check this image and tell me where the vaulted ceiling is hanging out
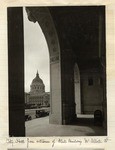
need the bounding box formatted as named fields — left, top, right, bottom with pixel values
left=26, top=6, right=105, bottom=70
left=49, top=6, right=105, bottom=69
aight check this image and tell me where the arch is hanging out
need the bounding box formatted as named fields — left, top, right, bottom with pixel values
left=26, top=7, right=60, bottom=59
left=74, top=63, right=81, bottom=114
left=26, top=7, right=62, bottom=124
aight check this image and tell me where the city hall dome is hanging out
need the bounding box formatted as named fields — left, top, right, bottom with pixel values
left=32, top=71, right=43, bottom=84
left=30, top=71, right=45, bottom=95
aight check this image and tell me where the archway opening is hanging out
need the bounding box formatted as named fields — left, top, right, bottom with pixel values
left=74, top=63, right=94, bottom=125
left=74, top=63, right=81, bottom=115
left=23, top=8, right=50, bottom=136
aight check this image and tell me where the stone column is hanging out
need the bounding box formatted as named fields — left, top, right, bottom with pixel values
left=61, top=49, right=76, bottom=124
left=49, top=48, right=76, bottom=125
left=49, top=56, right=62, bottom=124
left=8, top=7, right=25, bottom=136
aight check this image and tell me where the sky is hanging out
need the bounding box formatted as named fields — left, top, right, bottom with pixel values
left=23, top=7, right=50, bottom=92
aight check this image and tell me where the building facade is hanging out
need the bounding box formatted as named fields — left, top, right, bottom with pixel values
left=25, top=71, right=50, bottom=107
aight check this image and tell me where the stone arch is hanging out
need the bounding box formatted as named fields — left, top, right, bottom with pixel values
left=26, top=7, right=62, bottom=124
left=74, top=63, right=81, bottom=114
left=26, top=7, right=60, bottom=59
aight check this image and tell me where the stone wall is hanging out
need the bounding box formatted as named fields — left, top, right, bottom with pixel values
left=81, top=70, right=103, bottom=114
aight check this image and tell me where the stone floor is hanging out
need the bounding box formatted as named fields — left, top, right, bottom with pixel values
left=25, top=115, right=107, bottom=136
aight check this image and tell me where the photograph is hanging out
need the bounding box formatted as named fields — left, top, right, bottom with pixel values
left=8, top=6, right=107, bottom=137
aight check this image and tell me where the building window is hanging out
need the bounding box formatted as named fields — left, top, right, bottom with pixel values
left=88, top=78, right=93, bottom=86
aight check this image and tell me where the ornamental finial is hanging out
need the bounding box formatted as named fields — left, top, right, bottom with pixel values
left=36, top=70, right=39, bottom=77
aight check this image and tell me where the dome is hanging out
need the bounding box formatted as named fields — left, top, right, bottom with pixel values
left=30, top=71, right=45, bottom=95
left=32, top=71, right=43, bottom=84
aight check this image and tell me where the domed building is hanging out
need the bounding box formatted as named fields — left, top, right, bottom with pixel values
left=25, top=71, right=50, bottom=107
left=30, top=71, right=45, bottom=96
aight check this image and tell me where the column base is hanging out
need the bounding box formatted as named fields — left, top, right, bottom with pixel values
left=49, top=113, right=62, bottom=125
left=62, top=103, right=76, bottom=125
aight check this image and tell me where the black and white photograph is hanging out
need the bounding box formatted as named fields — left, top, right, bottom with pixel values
left=8, top=6, right=107, bottom=137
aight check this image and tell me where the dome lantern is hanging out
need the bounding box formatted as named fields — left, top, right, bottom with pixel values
left=36, top=70, right=39, bottom=77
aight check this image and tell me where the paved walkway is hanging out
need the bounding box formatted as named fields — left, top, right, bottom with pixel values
left=25, top=115, right=106, bottom=137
